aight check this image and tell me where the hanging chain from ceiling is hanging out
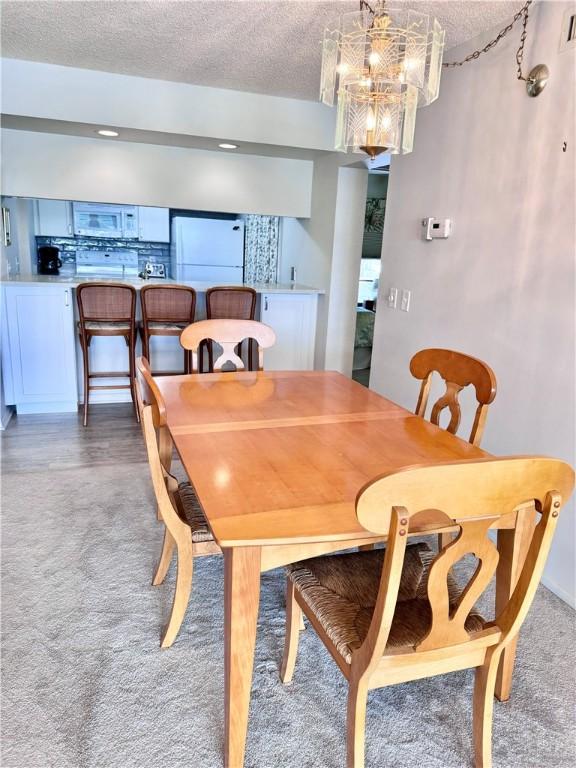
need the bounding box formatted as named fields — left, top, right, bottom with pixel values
left=356, top=0, right=535, bottom=84
left=443, top=0, right=533, bottom=81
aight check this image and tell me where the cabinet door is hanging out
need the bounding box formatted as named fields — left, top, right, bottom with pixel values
left=35, top=200, right=73, bottom=237
left=138, top=207, right=170, bottom=243
left=260, top=293, right=318, bottom=371
left=5, top=286, right=78, bottom=413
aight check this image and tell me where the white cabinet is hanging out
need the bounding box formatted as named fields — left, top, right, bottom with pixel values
left=138, top=207, right=170, bottom=243
left=260, top=292, right=318, bottom=370
left=3, top=285, right=78, bottom=413
left=35, top=200, right=73, bottom=237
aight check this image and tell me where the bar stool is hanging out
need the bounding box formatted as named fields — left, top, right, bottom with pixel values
left=204, top=286, right=257, bottom=371
left=140, top=285, right=196, bottom=375
left=76, top=282, right=138, bottom=427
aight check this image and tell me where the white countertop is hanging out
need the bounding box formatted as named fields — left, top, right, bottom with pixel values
left=1, top=274, right=324, bottom=294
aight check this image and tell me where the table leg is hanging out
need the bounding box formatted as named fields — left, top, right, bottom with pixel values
left=495, top=504, right=537, bottom=701
left=224, top=546, right=262, bottom=768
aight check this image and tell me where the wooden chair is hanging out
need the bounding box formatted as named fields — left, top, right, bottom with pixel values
left=410, top=348, right=497, bottom=447
left=409, top=348, right=498, bottom=552
left=77, top=282, right=138, bottom=427
left=180, top=318, right=276, bottom=373
left=281, top=456, right=574, bottom=768
left=204, top=286, right=257, bottom=371
left=140, top=284, right=196, bottom=374
left=135, top=356, right=221, bottom=648
left=135, top=356, right=172, bottom=477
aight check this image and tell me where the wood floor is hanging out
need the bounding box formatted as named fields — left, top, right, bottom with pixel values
left=1, top=404, right=145, bottom=475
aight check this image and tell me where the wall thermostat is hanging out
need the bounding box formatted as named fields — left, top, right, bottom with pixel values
left=422, top=217, right=452, bottom=240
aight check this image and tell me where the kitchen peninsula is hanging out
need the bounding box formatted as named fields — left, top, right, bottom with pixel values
left=1, top=276, right=323, bottom=415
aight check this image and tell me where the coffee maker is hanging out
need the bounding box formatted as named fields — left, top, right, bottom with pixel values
left=38, top=246, right=62, bottom=275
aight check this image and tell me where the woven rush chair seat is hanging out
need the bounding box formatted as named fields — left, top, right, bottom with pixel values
left=147, top=321, right=188, bottom=331
left=286, top=543, right=485, bottom=663
left=175, top=482, right=214, bottom=543
left=81, top=320, right=132, bottom=331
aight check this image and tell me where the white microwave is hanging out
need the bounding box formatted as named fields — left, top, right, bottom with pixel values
left=73, top=202, right=138, bottom=239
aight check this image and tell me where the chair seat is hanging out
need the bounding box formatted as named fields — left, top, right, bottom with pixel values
left=146, top=322, right=188, bottom=331
left=175, top=482, right=214, bottom=543
left=286, top=543, right=485, bottom=663
left=80, top=321, right=132, bottom=331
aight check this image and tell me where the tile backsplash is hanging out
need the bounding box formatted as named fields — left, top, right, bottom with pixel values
left=36, top=236, right=171, bottom=277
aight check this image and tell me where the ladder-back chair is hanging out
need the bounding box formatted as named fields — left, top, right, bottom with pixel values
left=136, top=356, right=221, bottom=648
left=140, top=284, right=196, bottom=374
left=77, top=282, right=138, bottom=427
left=281, top=457, right=574, bottom=768
left=204, top=286, right=257, bottom=371
left=180, top=318, right=276, bottom=373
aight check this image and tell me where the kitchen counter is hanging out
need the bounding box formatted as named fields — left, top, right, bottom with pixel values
left=2, top=277, right=321, bottom=414
left=1, top=274, right=325, bottom=294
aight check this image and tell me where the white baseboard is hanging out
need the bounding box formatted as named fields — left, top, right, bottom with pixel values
left=15, top=401, right=78, bottom=415
left=541, top=575, right=575, bottom=609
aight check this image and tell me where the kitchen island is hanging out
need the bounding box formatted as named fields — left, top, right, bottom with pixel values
left=1, top=275, right=324, bottom=414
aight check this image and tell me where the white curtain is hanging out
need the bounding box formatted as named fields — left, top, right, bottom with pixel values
left=244, top=215, right=279, bottom=284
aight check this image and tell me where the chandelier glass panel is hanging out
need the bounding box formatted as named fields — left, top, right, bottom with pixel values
left=320, top=4, right=445, bottom=158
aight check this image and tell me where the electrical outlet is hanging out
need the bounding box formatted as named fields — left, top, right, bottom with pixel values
left=400, top=289, right=411, bottom=312
left=387, top=287, right=398, bottom=308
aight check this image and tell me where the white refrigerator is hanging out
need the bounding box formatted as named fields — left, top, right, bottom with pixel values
left=171, top=217, right=245, bottom=282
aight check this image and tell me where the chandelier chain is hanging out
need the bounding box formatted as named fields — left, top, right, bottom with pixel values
left=443, top=0, right=532, bottom=80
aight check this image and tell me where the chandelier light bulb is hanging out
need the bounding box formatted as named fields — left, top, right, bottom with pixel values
left=366, top=106, right=376, bottom=131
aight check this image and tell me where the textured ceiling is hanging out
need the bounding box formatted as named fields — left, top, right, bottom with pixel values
left=1, top=0, right=521, bottom=100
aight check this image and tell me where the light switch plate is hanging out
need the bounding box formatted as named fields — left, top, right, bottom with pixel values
left=387, top=287, right=398, bottom=308
left=400, top=289, right=411, bottom=312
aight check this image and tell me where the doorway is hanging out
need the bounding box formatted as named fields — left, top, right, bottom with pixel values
left=352, top=169, right=388, bottom=387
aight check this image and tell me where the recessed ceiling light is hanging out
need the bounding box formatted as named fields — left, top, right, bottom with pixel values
left=218, top=142, right=238, bottom=149
left=97, top=129, right=119, bottom=137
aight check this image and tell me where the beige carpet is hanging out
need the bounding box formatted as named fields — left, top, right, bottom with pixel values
left=2, top=460, right=575, bottom=768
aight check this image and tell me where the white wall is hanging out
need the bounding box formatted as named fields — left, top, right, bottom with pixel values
left=0, top=197, right=21, bottom=279
left=1, top=58, right=336, bottom=151
left=370, top=2, right=576, bottom=605
left=1, top=129, right=313, bottom=218
left=280, top=157, right=339, bottom=367
left=324, top=167, right=368, bottom=374
left=279, top=158, right=368, bottom=371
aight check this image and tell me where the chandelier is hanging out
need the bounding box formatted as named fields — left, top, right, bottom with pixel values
left=320, top=1, right=445, bottom=158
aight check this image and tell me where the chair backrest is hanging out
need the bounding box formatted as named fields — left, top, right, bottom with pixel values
left=180, top=318, right=276, bottom=372
left=77, top=282, right=136, bottom=323
left=140, top=404, right=184, bottom=534
left=140, top=284, right=196, bottom=324
left=206, top=286, right=256, bottom=320
left=354, top=457, right=574, bottom=667
left=135, top=356, right=166, bottom=428
left=410, top=348, right=497, bottom=446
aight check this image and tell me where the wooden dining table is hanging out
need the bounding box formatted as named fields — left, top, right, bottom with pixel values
left=156, top=370, right=535, bottom=768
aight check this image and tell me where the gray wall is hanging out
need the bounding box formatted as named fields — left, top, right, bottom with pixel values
left=370, top=2, right=575, bottom=604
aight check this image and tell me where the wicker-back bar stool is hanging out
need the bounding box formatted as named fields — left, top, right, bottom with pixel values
left=140, top=285, right=196, bottom=374
left=76, top=282, right=138, bottom=427
left=204, top=286, right=257, bottom=371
